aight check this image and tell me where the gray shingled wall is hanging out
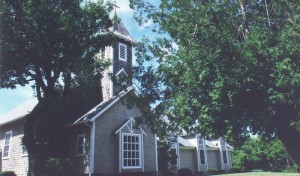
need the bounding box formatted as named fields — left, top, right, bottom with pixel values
left=0, top=119, right=28, bottom=176
left=93, top=95, right=157, bottom=175
left=101, top=46, right=113, bottom=101
left=207, top=150, right=219, bottom=170
left=179, top=149, right=197, bottom=173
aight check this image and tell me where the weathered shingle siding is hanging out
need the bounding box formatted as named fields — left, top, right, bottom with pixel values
left=0, top=119, right=28, bottom=176
left=179, top=149, right=197, bottom=172
left=93, top=96, right=157, bottom=175
left=101, top=46, right=113, bottom=101
left=141, top=124, right=157, bottom=172
left=69, top=125, right=91, bottom=175
left=207, top=150, right=219, bottom=170
left=113, top=41, right=133, bottom=96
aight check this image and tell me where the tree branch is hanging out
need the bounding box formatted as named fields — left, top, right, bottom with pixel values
left=264, top=0, right=272, bottom=32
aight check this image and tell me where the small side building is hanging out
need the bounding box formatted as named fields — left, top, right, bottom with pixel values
left=169, top=134, right=233, bottom=174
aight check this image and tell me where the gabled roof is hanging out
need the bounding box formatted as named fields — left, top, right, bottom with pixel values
left=178, top=135, right=234, bottom=151
left=115, top=117, right=146, bottom=136
left=112, top=22, right=137, bottom=45
left=178, top=136, right=194, bottom=147
left=71, top=86, right=137, bottom=126
left=209, top=139, right=234, bottom=150
left=0, top=98, right=38, bottom=126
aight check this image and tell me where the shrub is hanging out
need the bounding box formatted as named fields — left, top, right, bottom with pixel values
left=283, top=164, right=300, bottom=173
left=251, top=169, right=264, bottom=172
left=229, top=166, right=242, bottom=173
left=0, top=171, right=17, bottom=176
left=207, top=168, right=222, bottom=175
left=44, top=157, right=73, bottom=176
left=178, top=168, right=194, bottom=176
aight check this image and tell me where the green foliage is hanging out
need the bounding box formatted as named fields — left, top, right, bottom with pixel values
left=207, top=168, right=224, bottom=175
left=232, top=137, right=298, bottom=172
left=0, top=0, right=113, bottom=98
left=177, top=168, right=194, bottom=176
left=0, top=0, right=115, bottom=175
left=283, top=164, right=300, bottom=173
left=0, top=171, right=16, bottom=176
left=130, top=0, right=300, bottom=165
left=44, top=158, right=73, bottom=176
left=23, top=82, right=101, bottom=175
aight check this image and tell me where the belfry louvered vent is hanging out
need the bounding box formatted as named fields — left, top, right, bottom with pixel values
left=119, top=43, right=127, bottom=61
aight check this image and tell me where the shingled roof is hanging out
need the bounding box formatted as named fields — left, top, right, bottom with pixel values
left=112, top=22, right=137, bottom=44
left=0, top=98, right=38, bottom=126
left=71, top=86, right=136, bottom=126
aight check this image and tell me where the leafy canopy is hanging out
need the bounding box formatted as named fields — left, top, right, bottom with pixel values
left=130, top=0, right=300, bottom=165
left=1, top=0, right=116, bottom=175
left=0, top=0, right=114, bottom=99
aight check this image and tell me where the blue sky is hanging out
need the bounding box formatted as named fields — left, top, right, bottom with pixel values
left=0, top=0, right=155, bottom=116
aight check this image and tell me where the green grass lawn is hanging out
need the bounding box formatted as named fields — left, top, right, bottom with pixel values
left=212, top=172, right=300, bottom=176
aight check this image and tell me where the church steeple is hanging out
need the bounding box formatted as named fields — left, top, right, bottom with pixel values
left=100, top=21, right=137, bottom=101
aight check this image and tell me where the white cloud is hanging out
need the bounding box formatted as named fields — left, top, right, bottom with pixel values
left=116, top=0, right=132, bottom=14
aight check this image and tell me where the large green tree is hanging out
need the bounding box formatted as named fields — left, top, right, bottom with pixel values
left=0, top=0, right=114, bottom=175
left=130, top=0, right=300, bottom=165
left=233, top=137, right=299, bottom=172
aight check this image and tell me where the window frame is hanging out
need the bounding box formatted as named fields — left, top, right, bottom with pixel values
left=220, top=139, right=229, bottom=165
left=222, top=150, right=228, bottom=164
left=121, top=133, right=142, bottom=169
left=119, top=43, right=127, bottom=62
left=169, top=135, right=178, bottom=167
left=198, top=137, right=206, bottom=165
left=199, top=149, right=206, bottom=165
left=115, top=69, right=128, bottom=86
left=76, top=134, right=86, bottom=156
left=3, top=131, right=12, bottom=159
left=22, top=144, right=28, bottom=157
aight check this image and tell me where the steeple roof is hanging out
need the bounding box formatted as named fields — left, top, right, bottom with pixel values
left=112, top=22, right=137, bottom=45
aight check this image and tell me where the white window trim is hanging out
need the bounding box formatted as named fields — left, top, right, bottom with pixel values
left=197, top=135, right=208, bottom=171
left=119, top=43, right=127, bottom=62
left=198, top=137, right=207, bottom=165
left=76, top=134, right=86, bottom=156
left=3, top=131, right=12, bottom=159
left=21, top=144, right=28, bottom=157
left=155, top=134, right=158, bottom=171
left=169, top=136, right=179, bottom=167
left=115, top=68, right=128, bottom=86
left=121, top=133, right=142, bottom=169
left=220, top=138, right=229, bottom=169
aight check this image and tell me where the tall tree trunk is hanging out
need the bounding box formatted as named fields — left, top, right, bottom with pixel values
left=276, top=110, right=300, bottom=165
left=23, top=111, right=49, bottom=176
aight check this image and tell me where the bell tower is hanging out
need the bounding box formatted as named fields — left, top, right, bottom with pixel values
left=100, top=22, right=137, bottom=101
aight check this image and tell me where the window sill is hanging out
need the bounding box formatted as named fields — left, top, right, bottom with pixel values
left=122, top=166, right=142, bottom=169
left=76, top=154, right=85, bottom=157
left=2, top=157, right=9, bottom=160
left=22, top=154, right=28, bottom=157
left=119, top=58, right=127, bottom=62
